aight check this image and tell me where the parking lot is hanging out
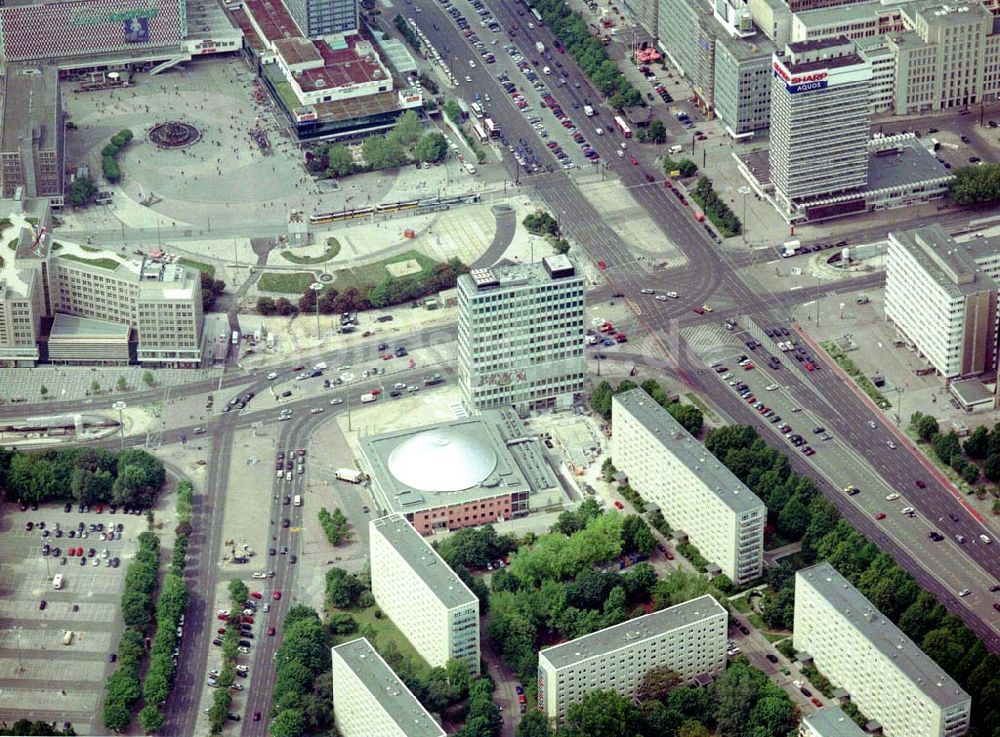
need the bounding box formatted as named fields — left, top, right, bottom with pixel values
left=0, top=502, right=138, bottom=734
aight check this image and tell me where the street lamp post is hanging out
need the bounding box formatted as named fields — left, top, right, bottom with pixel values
left=11, top=627, right=23, bottom=674
left=309, top=282, right=323, bottom=340
left=738, top=186, right=751, bottom=244
left=895, top=386, right=904, bottom=426
left=113, top=401, right=127, bottom=450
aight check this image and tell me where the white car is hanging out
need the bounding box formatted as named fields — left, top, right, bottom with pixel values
left=338, top=365, right=351, bottom=371
left=766, top=383, right=779, bottom=391
left=666, top=291, right=679, bottom=299
left=958, top=588, right=971, bottom=597
left=314, top=362, right=328, bottom=370
left=655, top=294, right=668, bottom=301
left=793, top=680, right=803, bottom=688
left=252, top=572, right=268, bottom=579
left=640, top=288, right=655, bottom=295
left=330, top=398, right=344, bottom=405
left=886, top=440, right=897, bottom=449
left=238, top=646, right=251, bottom=654
left=267, top=372, right=279, bottom=380
left=900, top=507, right=915, bottom=515
left=867, top=420, right=877, bottom=429
left=310, top=407, right=325, bottom=414
left=885, top=493, right=900, bottom=501
left=263, top=603, right=271, bottom=612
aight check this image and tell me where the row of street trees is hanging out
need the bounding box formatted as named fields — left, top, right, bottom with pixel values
left=590, top=379, right=703, bottom=436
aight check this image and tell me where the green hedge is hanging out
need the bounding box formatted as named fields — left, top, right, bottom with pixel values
left=820, top=341, right=892, bottom=409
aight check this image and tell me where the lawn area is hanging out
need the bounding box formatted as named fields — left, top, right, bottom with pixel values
left=763, top=630, right=790, bottom=644
left=273, top=81, right=300, bottom=113
left=281, top=237, right=341, bottom=265
left=257, top=270, right=316, bottom=294
left=331, top=249, right=437, bottom=293
left=684, top=392, right=719, bottom=425
left=177, top=258, right=215, bottom=278
left=59, top=253, right=121, bottom=271
left=729, top=595, right=752, bottom=614
left=349, top=605, right=431, bottom=676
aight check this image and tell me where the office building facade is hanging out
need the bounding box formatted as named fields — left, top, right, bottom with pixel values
left=885, top=225, right=999, bottom=379
left=283, top=0, right=358, bottom=38
left=0, top=220, right=203, bottom=367
left=331, top=637, right=446, bottom=737
left=770, top=37, right=872, bottom=216
left=714, top=34, right=777, bottom=137
left=369, top=514, right=480, bottom=674
left=612, top=388, right=765, bottom=584
left=795, top=563, right=971, bottom=737
left=537, top=595, right=727, bottom=721
left=457, top=255, right=585, bottom=413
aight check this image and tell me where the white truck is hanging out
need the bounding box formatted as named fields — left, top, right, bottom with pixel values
left=781, top=239, right=801, bottom=258
left=535, top=41, right=545, bottom=54
left=336, top=468, right=364, bottom=484
left=583, top=105, right=595, bottom=117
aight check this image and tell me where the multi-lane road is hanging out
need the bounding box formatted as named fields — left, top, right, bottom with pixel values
left=412, top=0, right=1000, bottom=652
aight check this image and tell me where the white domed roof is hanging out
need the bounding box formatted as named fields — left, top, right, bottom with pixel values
left=387, top=428, right=498, bottom=492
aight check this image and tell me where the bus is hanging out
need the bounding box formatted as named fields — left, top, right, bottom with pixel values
left=530, top=7, right=543, bottom=23
left=484, top=118, right=501, bottom=138
left=470, top=101, right=484, bottom=119
left=472, top=122, right=488, bottom=144
left=614, top=115, right=632, bottom=138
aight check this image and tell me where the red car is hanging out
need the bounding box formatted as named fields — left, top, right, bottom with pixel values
left=663, top=180, right=673, bottom=189
left=810, top=697, right=823, bottom=708
left=875, top=512, right=886, bottom=520
left=218, top=613, right=230, bottom=622
left=693, top=307, right=705, bottom=315
left=518, top=694, right=527, bottom=704
left=371, top=388, right=381, bottom=395
left=273, top=591, right=282, bottom=600
left=217, top=628, right=226, bottom=635
left=76, top=547, right=84, bottom=557
left=664, top=548, right=674, bottom=560
left=804, top=362, right=815, bottom=372
left=241, top=615, right=254, bottom=624
left=298, top=449, right=306, bottom=457
left=267, top=627, right=276, bottom=636
left=68, top=548, right=76, bottom=557
left=743, top=363, right=755, bottom=370
left=629, top=157, right=639, bottom=166
left=803, top=447, right=816, bottom=456
left=95, top=504, right=104, bottom=514
left=613, top=500, right=624, bottom=510
left=251, top=591, right=262, bottom=599
left=915, top=479, right=926, bottom=488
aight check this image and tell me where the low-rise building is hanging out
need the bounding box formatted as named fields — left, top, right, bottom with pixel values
left=359, top=409, right=561, bottom=533
left=331, top=637, right=446, bottom=737
left=537, top=595, right=728, bottom=721
left=370, top=514, right=480, bottom=674
left=612, top=388, right=765, bottom=584
left=885, top=224, right=1000, bottom=379
left=801, top=707, right=867, bottom=737
left=794, top=563, right=971, bottom=737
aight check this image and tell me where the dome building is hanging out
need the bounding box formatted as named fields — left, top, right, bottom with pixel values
left=359, top=408, right=562, bottom=534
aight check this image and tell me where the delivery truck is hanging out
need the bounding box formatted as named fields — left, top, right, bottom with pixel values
left=336, top=468, right=364, bottom=484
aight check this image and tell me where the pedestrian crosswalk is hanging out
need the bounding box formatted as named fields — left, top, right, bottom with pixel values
left=682, top=324, right=743, bottom=359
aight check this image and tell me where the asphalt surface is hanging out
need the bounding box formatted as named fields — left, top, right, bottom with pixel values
left=417, top=0, right=1000, bottom=653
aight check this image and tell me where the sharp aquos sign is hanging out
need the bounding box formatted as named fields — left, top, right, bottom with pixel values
left=773, top=61, right=828, bottom=94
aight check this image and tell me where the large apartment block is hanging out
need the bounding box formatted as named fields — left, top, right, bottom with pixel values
left=0, top=219, right=203, bottom=367
left=801, top=707, right=867, bottom=737
left=537, top=595, right=728, bottom=721
left=457, top=255, right=585, bottom=413
left=331, top=637, right=445, bottom=737
left=885, top=225, right=1000, bottom=379
left=612, top=388, right=765, bottom=584
left=369, top=514, right=480, bottom=674
left=794, top=563, right=971, bottom=737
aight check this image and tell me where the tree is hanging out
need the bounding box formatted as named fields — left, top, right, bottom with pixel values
left=269, top=708, right=306, bottom=737
left=961, top=462, right=980, bottom=485
left=621, top=515, right=656, bottom=556
left=710, top=660, right=768, bottom=737
left=647, top=120, right=667, bottom=144
left=964, top=425, right=990, bottom=459
left=910, top=411, right=940, bottom=442
left=415, top=132, right=448, bottom=162
left=516, top=711, right=553, bottom=737
left=325, top=567, right=364, bottom=608
left=444, top=99, right=463, bottom=122
left=522, top=210, right=560, bottom=236
left=667, top=403, right=703, bottom=435
left=362, top=134, right=407, bottom=170
left=142, top=371, right=154, bottom=388
left=91, top=379, right=101, bottom=393
left=274, top=297, right=296, bottom=315
left=932, top=431, right=962, bottom=465
left=70, top=175, right=99, bottom=206
left=326, top=144, right=354, bottom=178
left=138, top=705, right=165, bottom=734
left=39, top=385, right=48, bottom=397
left=564, top=690, right=643, bottom=737
left=116, top=376, right=128, bottom=392
left=228, top=579, right=249, bottom=609
left=394, top=110, right=423, bottom=146
left=777, top=494, right=809, bottom=539
left=949, top=162, right=1000, bottom=205
left=748, top=695, right=795, bottom=737
left=636, top=665, right=681, bottom=702
left=677, top=722, right=711, bottom=737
